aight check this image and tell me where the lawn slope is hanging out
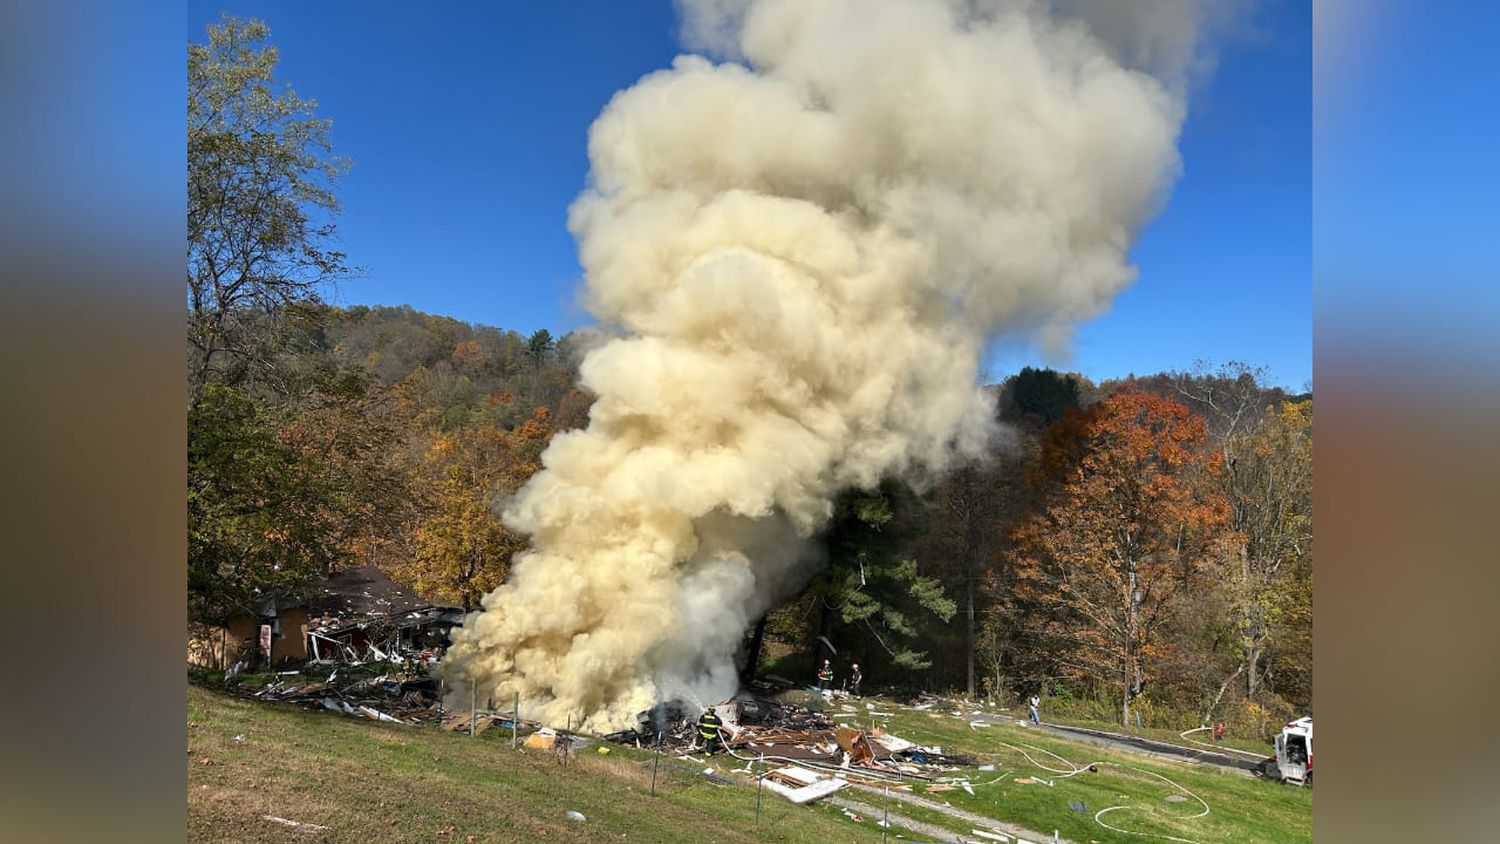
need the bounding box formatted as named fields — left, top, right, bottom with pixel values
left=188, top=685, right=885, bottom=844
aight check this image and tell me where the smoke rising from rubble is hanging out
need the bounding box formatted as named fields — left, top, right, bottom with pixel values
left=445, top=0, right=1206, bottom=731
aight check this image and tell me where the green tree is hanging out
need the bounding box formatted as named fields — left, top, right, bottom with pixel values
left=185, top=388, right=319, bottom=620
left=187, top=21, right=413, bottom=623
left=188, top=373, right=409, bottom=624
left=188, top=16, right=350, bottom=397
left=1007, top=366, right=1084, bottom=427
left=526, top=328, right=555, bottom=364
left=809, top=486, right=956, bottom=675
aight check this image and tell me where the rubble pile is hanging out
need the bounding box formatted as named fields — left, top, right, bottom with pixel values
left=247, top=668, right=448, bottom=725
left=601, top=690, right=976, bottom=784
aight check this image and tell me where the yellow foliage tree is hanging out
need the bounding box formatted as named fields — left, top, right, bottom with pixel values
left=1222, top=399, right=1313, bottom=703
left=389, top=408, right=552, bottom=609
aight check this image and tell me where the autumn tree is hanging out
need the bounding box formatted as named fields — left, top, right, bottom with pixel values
left=186, top=18, right=414, bottom=624
left=1163, top=363, right=1311, bottom=713
left=388, top=408, right=552, bottom=609
left=1009, top=392, right=1232, bottom=726
left=188, top=376, right=404, bottom=622
left=1215, top=399, right=1313, bottom=707
left=188, top=16, right=350, bottom=398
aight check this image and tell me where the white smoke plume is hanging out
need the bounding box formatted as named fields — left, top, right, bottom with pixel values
left=445, top=0, right=1203, bottom=731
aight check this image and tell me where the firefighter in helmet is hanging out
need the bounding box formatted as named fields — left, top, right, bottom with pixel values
left=696, top=705, right=725, bottom=755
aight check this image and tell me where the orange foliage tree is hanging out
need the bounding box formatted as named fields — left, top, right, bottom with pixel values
left=387, top=408, right=553, bottom=609
left=1007, top=391, right=1233, bottom=726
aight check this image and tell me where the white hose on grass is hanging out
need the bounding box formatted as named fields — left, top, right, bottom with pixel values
left=1092, top=765, right=1211, bottom=844
left=993, top=733, right=1213, bottom=843
left=995, top=741, right=1105, bottom=779
left=1177, top=726, right=1268, bottom=760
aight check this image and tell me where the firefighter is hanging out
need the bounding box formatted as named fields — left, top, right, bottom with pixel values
left=817, top=659, right=833, bottom=691
left=696, top=706, right=725, bottom=755
left=849, top=662, right=863, bottom=696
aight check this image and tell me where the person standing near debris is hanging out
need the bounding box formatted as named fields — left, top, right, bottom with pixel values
left=696, top=706, right=725, bottom=755
left=849, top=663, right=863, bottom=696
left=1029, top=694, right=1041, bottom=725
left=817, top=659, right=834, bottom=691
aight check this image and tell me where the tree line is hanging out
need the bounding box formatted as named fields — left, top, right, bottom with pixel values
left=187, top=17, right=1310, bottom=738
left=744, top=364, right=1311, bottom=735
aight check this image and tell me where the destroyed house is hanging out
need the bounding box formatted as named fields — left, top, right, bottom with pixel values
left=305, top=566, right=465, bottom=663
left=188, top=566, right=465, bottom=670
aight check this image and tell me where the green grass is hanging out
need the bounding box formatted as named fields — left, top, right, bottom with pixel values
left=858, top=700, right=1312, bottom=843
left=188, top=684, right=892, bottom=843
left=189, top=682, right=1310, bottom=844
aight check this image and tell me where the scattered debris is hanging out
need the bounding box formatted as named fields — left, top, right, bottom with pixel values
left=1165, top=794, right=1188, bottom=803
left=358, top=705, right=403, bottom=724
left=1069, top=801, right=1088, bottom=813
left=263, top=815, right=330, bottom=832
left=761, top=766, right=850, bottom=804
left=524, top=728, right=558, bottom=750
left=248, top=667, right=450, bottom=725
left=564, top=810, right=586, bottom=822
left=601, top=691, right=975, bottom=787
left=442, top=713, right=500, bottom=734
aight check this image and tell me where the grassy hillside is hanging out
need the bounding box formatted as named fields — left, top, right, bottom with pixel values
left=188, top=683, right=1311, bottom=843
left=188, top=684, right=885, bottom=843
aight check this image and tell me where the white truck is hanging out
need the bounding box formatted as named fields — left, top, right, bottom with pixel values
left=1259, top=716, right=1313, bottom=785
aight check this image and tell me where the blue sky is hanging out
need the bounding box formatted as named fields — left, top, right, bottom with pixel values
left=188, top=1, right=1311, bottom=389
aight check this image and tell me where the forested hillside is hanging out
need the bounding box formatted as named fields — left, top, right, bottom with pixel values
left=189, top=301, right=590, bottom=617
left=323, top=305, right=590, bottom=431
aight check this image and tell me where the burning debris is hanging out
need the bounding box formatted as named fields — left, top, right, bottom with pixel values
left=601, top=691, right=975, bottom=792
